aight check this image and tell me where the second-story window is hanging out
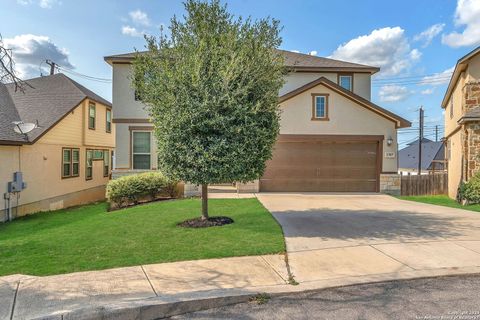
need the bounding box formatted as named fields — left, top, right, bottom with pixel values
left=311, top=94, right=329, bottom=120
left=338, top=74, right=353, bottom=91
left=88, top=103, right=96, bottom=130
left=450, top=97, right=454, bottom=119
left=106, top=109, right=112, bottom=133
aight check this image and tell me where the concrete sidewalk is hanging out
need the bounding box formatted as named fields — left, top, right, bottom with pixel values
left=1, top=255, right=288, bottom=320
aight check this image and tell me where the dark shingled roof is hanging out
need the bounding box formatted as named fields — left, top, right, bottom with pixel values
left=104, top=49, right=380, bottom=73
left=399, top=139, right=445, bottom=171
left=0, top=73, right=111, bottom=145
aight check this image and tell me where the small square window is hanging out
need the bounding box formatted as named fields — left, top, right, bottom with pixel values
left=339, top=74, right=353, bottom=91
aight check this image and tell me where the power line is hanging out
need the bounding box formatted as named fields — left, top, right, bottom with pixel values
left=372, top=72, right=453, bottom=82
left=57, top=67, right=112, bottom=83
left=372, top=77, right=451, bottom=87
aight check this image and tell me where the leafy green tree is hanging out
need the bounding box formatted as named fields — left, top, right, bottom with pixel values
left=132, top=0, right=285, bottom=221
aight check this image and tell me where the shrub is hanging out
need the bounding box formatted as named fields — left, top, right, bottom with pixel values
left=106, top=172, right=178, bottom=208
left=460, top=173, right=480, bottom=204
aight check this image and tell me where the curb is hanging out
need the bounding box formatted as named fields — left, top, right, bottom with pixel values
left=32, top=292, right=258, bottom=320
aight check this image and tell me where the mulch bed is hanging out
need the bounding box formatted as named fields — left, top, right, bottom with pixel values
left=177, top=216, right=234, bottom=228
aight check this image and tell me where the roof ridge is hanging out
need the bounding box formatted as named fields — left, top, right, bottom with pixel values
left=60, top=73, right=112, bottom=107
left=276, top=49, right=377, bottom=69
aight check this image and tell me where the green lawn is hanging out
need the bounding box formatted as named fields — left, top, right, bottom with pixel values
left=399, top=195, right=480, bottom=212
left=0, top=198, right=285, bottom=276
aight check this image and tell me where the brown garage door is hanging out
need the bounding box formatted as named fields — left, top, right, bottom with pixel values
left=260, top=135, right=381, bottom=192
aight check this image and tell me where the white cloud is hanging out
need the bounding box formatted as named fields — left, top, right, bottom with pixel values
left=378, top=84, right=411, bottom=102
left=16, top=0, right=59, bottom=8
left=421, top=88, right=435, bottom=95
left=420, top=66, right=454, bottom=86
left=442, top=0, right=480, bottom=47
left=330, top=27, right=421, bottom=76
left=121, top=26, right=144, bottom=38
left=3, top=34, right=73, bottom=78
left=129, top=9, right=150, bottom=27
left=413, top=23, right=445, bottom=47
left=290, top=50, right=300, bottom=53
left=308, top=50, right=317, bottom=56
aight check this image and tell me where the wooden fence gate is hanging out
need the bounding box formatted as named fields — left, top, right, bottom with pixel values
left=400, top=173, right=448, bottom=196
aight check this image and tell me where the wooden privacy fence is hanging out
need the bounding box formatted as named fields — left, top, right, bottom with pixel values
left=401, top=172, right=448, bottom=196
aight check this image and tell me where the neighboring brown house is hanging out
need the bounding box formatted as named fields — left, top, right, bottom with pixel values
left=0, top=73, right=114, bottom=221
left=443, top=46, right=480, bottom=199
left=105, top=49, right=410, bottom=194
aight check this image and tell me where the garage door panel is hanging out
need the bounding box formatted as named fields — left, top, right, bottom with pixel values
left=263, top=165, right=377, bottom=179
left=260, top=179, right=378, bottom=192
left=260, top=137, right=380, bottom=192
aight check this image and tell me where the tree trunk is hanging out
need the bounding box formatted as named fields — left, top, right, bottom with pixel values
left=201, top=184, right=208, bottom=220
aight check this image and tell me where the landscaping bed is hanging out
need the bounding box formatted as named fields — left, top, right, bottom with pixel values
left=0, top=198, right=285, bottom=276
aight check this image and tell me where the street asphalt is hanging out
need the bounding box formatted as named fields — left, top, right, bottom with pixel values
left=173, top=275, right=480, bottom=320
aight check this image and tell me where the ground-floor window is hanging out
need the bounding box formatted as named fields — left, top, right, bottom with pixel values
left=86, top=150, right=93, bottom=180
left=132, top=131, right=151, bottom=169
left=103, top=150, right=110, bottom=177
left=62, top=148, right=80, bottom=178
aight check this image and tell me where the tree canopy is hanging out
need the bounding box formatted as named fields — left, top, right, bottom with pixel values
left=132, top=0, right=285, bottom=218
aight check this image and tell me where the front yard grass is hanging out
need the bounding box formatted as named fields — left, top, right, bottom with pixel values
left=0, top=198, right=285, bottom=277
left=399, top=195, right=480, bottom=213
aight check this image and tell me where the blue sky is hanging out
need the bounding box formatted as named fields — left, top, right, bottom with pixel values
left=2, top=0, right=480, bottom=147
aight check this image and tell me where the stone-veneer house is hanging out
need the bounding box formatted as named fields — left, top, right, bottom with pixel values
left=443, top=46, right=480, bottom=199
left=105, top=50, right=410, bottom=195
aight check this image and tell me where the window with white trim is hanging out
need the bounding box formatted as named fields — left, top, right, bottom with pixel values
left=339, top=75, right=353, bottom=91
left=132, top=131, right=151, bottom=169
left=312, top=95, right=328, bottom=120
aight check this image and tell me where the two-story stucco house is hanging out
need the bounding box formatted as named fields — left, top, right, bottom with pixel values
left=104, top=50, right=410, bottom=194
left=0, top=73, right=114, bottom=221
left=442, top=46, right=480, bottom=199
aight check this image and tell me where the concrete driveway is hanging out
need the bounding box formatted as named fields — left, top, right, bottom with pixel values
left=256, top=193, right=480, bottom=283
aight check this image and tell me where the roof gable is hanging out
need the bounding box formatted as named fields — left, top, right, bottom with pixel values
left=0, top=73, right=111, bottom=145
left=278, top=77, right=411, bottom=128
left=442, top=46, right=480, bottom=108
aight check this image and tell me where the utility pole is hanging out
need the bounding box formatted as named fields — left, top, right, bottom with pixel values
left=435, top=125, right=439, bottom=142
left=45, top=59, right=56, bottom=75
left=418, top=106, right=424, bottom=176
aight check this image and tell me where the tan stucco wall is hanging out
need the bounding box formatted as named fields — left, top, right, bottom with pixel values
left=447, top=130, right=462, bottom=199
left=466, top=55, right=480, bottom=82
left=279, top=82, right=398, bottom=172
left=0, top=101, right=115, bottom=219
left=445, top=73, right=466, bottom=137
left=280, top=72, right=371, bottom=100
